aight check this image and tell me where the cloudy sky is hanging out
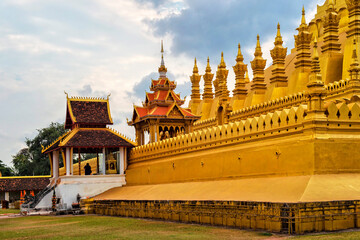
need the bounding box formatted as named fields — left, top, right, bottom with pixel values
left=0, top=0, right=324, bottom=166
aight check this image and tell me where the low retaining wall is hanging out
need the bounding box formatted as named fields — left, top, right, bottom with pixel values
left=82, top=199, right=360, bottom=234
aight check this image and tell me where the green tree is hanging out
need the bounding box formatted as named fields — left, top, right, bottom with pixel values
left=0, top=160, right=14, bottom=176
left=12, top=148, right=33, bottom=176
left=12, top=122, right=66, bottom=176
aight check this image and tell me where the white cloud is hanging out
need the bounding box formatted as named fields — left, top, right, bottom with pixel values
left=0, top=0, right=327, bottom=166
left=0, top=34, right=74, bottom=54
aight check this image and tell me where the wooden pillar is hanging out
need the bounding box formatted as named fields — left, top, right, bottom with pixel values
left=52, top=150, right=59, bottom=178
left=65, top=147, right=71, bottom=176
left=156, top=125, right=160, bottom=142
left=150, top=124, right=156, bottom=143
left=78, top=148, right=81, bottom=176
left=141, top=130, right=145, bottom=145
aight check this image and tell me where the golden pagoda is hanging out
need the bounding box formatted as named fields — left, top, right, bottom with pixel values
left=80, top=0, right=360, bottom=234
left=127, top=41, right=200, bottom=145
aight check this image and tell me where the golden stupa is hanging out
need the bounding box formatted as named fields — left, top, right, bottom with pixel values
left=80, top=0, right=360, bottom=234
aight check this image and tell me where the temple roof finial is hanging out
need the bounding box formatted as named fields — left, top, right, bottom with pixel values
left=206, top=57, right=212, bottom=73
left=255, top=35, right=263, bottom=57
left=193, top=58, right=199, bottom=74
left=236, top=43, right=244, bottom=62
left=328, top=0, right=335, bottom=9
left=158, top=40, right=167, bottom=77
left=275, top=23, right=283, bottom=46
left=219, top=52, right=226, bottom=68
left=203, top=56, right=214, bottom=100
left=301, top=6, right=306, bottom=25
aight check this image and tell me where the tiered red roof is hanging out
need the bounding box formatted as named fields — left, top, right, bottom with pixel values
left=130, top=75, right=198, bottom=124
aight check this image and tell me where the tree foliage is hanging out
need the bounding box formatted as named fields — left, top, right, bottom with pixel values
left=0, top=160, right=14, bottom=176
left=12, top=148, right=33, bottom=176
left=12, top=122, right=66, bottom=176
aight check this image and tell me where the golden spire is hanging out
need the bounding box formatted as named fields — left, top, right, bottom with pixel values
left=215, top=52, right=229, bottom=98
left=236, top=43, right=244, bottom=62
left=219, top=52, right=226, bottom=68
left=301, top=6, right=306, bottom=28
left=203, top=57, right=214, bottom=100
left=251, top=35, right=267, bottom=92
left=275, top=23, right=283, bottom=46
left=206, top=56, right=211, bottom=73
left=294, top=7, right=312, bottom=69
left=190, top=57, right=201, bottom=102
left=270, top=23, right=288, bottom=87
left=193, top=58, right=199, bottom=74
left=254, top=35, right=262, bottom=57
left=158, top=40, right=167, bottom=77
left=329, top=0, right=335, bottom=9
left=233, top=43, right=248, bottom=98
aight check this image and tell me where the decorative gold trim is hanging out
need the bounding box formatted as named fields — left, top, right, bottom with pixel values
left=107, top=99, right=114, bottom=124
left=0, top=175, right=51, bottom=179
left=59, top=128, right=80, bottom=147
left=149, top=107, right=157, bottom=115
left=67, top=96, right=108, bottom=102
left=41, top=131, right=71, bottom=153
left=67, top=99, right=77, bottom=123
left=166, top=103, right=185, bottom=117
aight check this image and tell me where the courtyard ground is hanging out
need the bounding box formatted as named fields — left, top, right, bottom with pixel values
left=1, top=214, right=360, bottom=239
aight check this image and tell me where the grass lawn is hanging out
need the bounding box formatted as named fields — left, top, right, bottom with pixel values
left=0, top=209, right=20, bottom=215
left=0, top=215, right=360, bottom=240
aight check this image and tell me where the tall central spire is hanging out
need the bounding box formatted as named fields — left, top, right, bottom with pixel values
left=158, top=40, right=167, bottom=78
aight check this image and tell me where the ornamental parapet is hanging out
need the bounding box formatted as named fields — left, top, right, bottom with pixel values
left=193, top=117, right=217, bottom=130
left=229, top=92, right=307, bottom=122
left=129, top=100, right=360, bottom=163
left=325, top=79, right=350, bottom=99
left=129, top=104, right=308, bottom=163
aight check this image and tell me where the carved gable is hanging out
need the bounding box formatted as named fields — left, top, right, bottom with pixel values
left=168, top=106, right=184, bottom=118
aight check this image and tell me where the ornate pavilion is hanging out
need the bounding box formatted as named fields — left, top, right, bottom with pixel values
left=42, top=95, right=135, bottom=177
left=128, top=42, right=200, bottom=145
